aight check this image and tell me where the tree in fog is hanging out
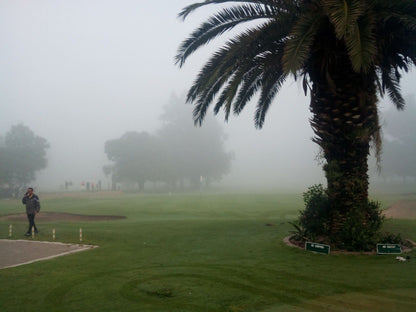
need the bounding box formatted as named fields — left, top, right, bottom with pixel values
left=176, top=1, right=416, bottom=249
left=104, top=95, right=232, bottom=191
left=158, top=94, right=232, bottom=189
left=381, top=96, right=416, bottom=180
left=0, top=135, right=6, bottom=189
left=104, top=131, right=158, bottom=191
left=0, top=124, right=49, bottom=194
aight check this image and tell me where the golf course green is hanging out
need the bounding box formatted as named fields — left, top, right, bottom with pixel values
left=1, top=192, right=415, bottom=311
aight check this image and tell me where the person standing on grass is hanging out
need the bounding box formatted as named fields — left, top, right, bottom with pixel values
left=22, top=187, right=40, bottom=236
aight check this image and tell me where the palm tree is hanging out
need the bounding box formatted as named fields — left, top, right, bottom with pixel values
left=176, top=0, right=416, bottom=246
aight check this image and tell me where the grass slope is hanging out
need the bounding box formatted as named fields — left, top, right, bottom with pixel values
left=0, top=192, right=415, bottom=312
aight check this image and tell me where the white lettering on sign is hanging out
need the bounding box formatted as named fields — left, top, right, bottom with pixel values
left=306, top=242, right=330, bottom=254
left=311, top=244, right=324, bottom=249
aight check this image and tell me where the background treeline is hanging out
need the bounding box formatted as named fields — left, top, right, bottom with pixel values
left=2, top=96, right=413, bottom=196
left=0, top=124, right=49, bottom=197
left=103, top=95, right=233, bottom=192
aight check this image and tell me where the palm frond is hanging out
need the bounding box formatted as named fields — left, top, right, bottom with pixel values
left=376, top=0, right=416, bottom=31
left=190, top=62, right=234, bottom=125
left=344, top=12, right=377, bottom=72
left=213, top=70, right=246, bottom=120
left=189, top=39, right=253, bottom=125
left=323, top=0, right=364, bottom=39
left=233, top=68, right=263, bottom=114
left=178, top=0, right=292, bottom=20
left=379, top=68, right=405, bottom=110
left=179, top=0, right=416, bottom=128
left=186, top=39, right=240, bottom=104
left=255, top=65, right=287, bottom=128
left=192, top=70, right=231, bottom=125
left=302, top=73, right=310, bottom=96
left=372, top=1, right=416, bottom=70
left=176, top=4, right=276, bottom=67
left=178, top=0, right=264, bottom=20
left=230, top=46, right=287, bottom=120
left=282, top=6, right=322, bottom=75
left=190, top=21, right=288, bottom=126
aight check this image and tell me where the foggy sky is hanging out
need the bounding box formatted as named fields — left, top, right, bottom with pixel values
left=1, top=0, right=415, bottom=191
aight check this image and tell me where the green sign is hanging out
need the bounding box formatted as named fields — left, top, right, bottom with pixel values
left=377, top=244, right=402, bottom=254
left=305, top=242, right=330, bottom=255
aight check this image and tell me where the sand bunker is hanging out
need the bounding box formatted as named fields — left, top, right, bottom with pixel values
left=0, top=212, right=126, bottom=222
left=383, top=201, right=416, bottom=219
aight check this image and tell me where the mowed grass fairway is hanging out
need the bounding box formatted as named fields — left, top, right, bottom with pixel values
left=1, top=192, right=415, bottom=312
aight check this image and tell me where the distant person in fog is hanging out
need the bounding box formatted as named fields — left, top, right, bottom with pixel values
left=22, top=187, right=41, bottom=236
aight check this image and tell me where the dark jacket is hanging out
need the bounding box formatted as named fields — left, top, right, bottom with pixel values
left=22, top=194, right=41, bottom=214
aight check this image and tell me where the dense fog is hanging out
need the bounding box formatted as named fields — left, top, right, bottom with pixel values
left=1, top=0, right=415, bottom=193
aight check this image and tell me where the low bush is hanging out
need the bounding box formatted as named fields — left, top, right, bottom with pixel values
left=378, top=232, right=403, bottom=244
left=335, top=200, right=384, bottom=251
left=295, top=184, right=385, bottom=251
left=298, top=184, right=331, bottom=240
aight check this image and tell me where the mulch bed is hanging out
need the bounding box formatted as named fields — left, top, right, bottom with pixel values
left=282, top=200, right=416, bottom=254
left=283, top=236, right=415, bottom=255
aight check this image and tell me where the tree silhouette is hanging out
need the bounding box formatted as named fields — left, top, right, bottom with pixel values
left=0, top=124, right=49, bottom=195
left=176, top=0, right=416, bottom=248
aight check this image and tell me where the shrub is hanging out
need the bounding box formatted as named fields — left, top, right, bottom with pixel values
left=288, top=221, right=309, bottom=242
left=296, top=184, right=385, bottom=251
left=335, top=200, right=384, bottom=251
left=298, top=184, right=331, bottom=240
left=378, top=232, right=403, bottom=245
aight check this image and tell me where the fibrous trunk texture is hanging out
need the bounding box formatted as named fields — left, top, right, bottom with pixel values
left=309, top=46, right=379, bottom=239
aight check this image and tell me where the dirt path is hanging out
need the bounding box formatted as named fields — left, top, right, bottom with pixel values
left=0, top=239, right=97, bottom=269
left=0, top=212, right=122, bottom=269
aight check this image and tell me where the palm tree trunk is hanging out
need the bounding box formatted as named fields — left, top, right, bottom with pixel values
left=309, top=56, right=379, bottom=239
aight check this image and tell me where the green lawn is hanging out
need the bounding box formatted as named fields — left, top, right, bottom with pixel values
left=0, top=192, right=415, bottom=312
